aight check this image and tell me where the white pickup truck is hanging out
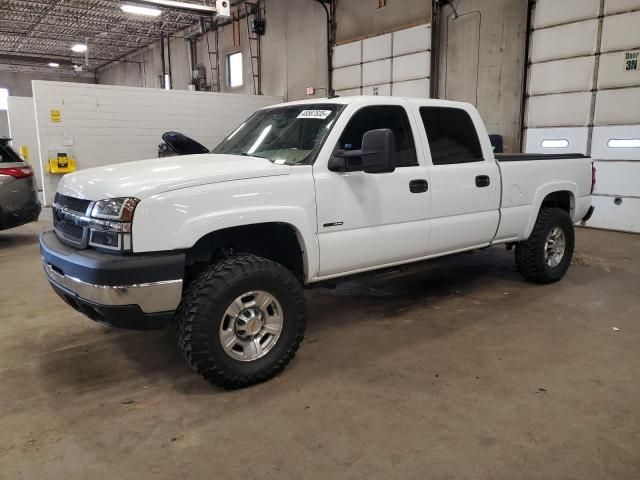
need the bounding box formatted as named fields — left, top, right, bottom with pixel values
left=41, top=96, right=595, bottom=388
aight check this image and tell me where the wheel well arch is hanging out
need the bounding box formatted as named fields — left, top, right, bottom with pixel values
left=540, top=190, right=574, bottom=216
left=185, top=222, right=306, bottom=283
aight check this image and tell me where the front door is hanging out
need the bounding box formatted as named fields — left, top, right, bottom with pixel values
left=313, top=102, right=431, bottom=278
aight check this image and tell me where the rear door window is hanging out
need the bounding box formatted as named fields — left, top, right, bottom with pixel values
left=419, top=107, right=484, bottom=165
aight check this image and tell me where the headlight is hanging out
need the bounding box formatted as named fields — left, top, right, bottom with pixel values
left=88, top=197, right=139, bottom=251
left=91, top=197, right=139, bottom=221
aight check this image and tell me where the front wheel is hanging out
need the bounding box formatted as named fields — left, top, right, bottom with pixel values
left=176, top=254, right=307, bottom=389
left=515, top=207, right=575, bottom=284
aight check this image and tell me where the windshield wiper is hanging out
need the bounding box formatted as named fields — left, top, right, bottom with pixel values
left=240, top=152, right=270, bottom=161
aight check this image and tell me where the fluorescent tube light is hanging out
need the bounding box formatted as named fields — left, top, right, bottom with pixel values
left=541, top=139, right=569, bottom=148
left=48, top=62, right=60, bottom=67
left=71, top=43, right=87, bottom=53
left=132, top=0, right=216, bottom=13
left=608, top=138, right=640, bottom=148
left=121, top=4, right=162, bottom=16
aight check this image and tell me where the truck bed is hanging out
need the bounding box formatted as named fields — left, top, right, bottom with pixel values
left=496, top=153, right=588, bottom=162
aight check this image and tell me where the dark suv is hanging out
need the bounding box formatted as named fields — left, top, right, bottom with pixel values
left=0, top=138, right=41, bottom=231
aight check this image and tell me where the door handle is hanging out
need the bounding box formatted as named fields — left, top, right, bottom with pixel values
left=409, top=179, right=428, bottom=193
left=475, top=175, right=490, bottom=187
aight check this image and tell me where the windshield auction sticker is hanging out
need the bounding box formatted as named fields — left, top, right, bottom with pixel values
left=297, top=110, right=332, bottom=120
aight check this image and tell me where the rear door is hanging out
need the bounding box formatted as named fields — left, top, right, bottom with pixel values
left=412, top=105, right=500, bottom=254
left=313, top=101, right=431, bottom=277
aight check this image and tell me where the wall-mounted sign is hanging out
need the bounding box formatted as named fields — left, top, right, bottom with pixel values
left=50, top=109, right=61, bottom=122
left=624, top=51, right=639, bottom=72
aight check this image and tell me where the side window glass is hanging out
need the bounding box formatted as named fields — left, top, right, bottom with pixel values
left=419, top=107, right=484, bottom=165
left=338, top=105, right=418, bottom=167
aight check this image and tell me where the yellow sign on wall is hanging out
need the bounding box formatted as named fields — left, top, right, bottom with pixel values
left=50, top=109, right=61, bottom=122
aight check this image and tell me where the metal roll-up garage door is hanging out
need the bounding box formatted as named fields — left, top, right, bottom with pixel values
left=524, top=0, right=640, bottom=233
left=332, top=24, right=431, bottom=98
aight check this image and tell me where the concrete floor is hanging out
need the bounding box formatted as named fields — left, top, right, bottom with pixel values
left=1, top=216, right=639, bottom=480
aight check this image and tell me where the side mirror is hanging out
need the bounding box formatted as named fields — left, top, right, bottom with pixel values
left=162, top=131, right=209, bottom=156
left=328, top=128, right=396, bottom=174
left=361, top=128, right=395, bottom=174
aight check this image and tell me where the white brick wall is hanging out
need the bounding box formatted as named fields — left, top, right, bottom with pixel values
left=32, top=81, right=282, bottom=205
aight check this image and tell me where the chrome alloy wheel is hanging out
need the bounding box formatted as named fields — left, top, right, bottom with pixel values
left=544, top=227, right=566, bottom=268
left=219, top=291, right=284, bottom=362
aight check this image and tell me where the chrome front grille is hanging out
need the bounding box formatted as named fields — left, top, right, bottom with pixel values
left=52, top=194, right=92, bottom=248
left=54, top=193, right=91, bottom=215
left=55, top=220, right=84, bottom=241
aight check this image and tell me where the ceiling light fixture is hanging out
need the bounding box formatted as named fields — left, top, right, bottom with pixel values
left=71, top=43, right=87, bottom=53
left=48, top=62, right=60, bottom=67
left=121, top=4, right=162, bottom=16
left=132, top=0, right=216, bottom=14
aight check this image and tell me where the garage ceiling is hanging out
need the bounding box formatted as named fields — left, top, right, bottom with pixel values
left=0, top=0, right=214, bottom=69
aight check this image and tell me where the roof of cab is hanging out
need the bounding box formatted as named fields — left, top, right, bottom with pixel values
left=262, top=95, right=474, bottom=110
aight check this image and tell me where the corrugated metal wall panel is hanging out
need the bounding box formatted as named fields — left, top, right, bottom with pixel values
left=362, top=84, right=391, bottom=96
left=532, top=0, right=600, bottom=29
left=335, top=87, right=362, bottom=97
left=362, top=33, right=392, bottom=63
left=332, top=23, right=431, bottom=98
left=591, top=125, right=640, bottom=160
left=587, top=196, right=640, bottom=232
left=362, top=59, right=392, bottom=87
left=526, top=92, right=593, bottom=127
left=593, top=161, right=640, bottom=196
left=598, top=51, right=640, bottom=88
left=392, top=51, right=430, bottom=83
left=529, top=20, right=599, bottom=63
left=528, top=57, right=595, bottom=95
left=604, top=0, right=640, bottom=15
left=524, top=127, right=590, bottom=154
left=332, top=41, right=362, bottom=68
left=333, top=64, right=362, bottom=90
left=594, top=87, right=640, bottom=125
left=393, top=78, right=430, bottom=98
left=392, top=25, right=431, bottom=56
left=600, top=11, right=640, bottom=52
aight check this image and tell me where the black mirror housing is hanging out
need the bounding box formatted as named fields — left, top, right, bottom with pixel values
left=361, top=128, right=395, bottom=173
left=328, top=128, right=396, bottom=174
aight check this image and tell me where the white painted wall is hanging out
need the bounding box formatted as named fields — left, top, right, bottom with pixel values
left=6, top=96, right=41, bottom=194
left=32, top=81, right=282, bottom=205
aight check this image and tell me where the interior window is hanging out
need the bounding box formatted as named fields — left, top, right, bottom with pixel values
left=228, top=52, right=243, bottom=88
left=337, top=105, right=418, bottom=167
left=419, top=107, right=484, bottom=165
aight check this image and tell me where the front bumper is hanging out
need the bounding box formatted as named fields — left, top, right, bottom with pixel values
left=40, top=230, right=185, bottom=330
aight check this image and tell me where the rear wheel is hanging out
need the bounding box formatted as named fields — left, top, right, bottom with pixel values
left=176, top=254, right=307, bottom=389
left=515, top=207, right=575, bottom=284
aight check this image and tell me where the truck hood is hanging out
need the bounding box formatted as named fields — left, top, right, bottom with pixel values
left=57, top=153, right=291, bottom=200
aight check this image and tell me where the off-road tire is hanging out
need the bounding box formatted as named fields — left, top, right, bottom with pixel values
left=176, top=254, right=307, bottom=389
left=515, top=207, right=575, bottom=284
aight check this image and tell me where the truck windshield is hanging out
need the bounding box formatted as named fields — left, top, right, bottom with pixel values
left=213, top=103, right=343, bottom=165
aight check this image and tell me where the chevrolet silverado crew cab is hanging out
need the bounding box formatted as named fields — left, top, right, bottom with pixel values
left=41, top=96, right=595, bottom=388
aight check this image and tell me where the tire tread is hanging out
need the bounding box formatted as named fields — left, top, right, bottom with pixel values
left=515, top=207, right=574, bottom=284
left=176, top=254, right=306, bottom=389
